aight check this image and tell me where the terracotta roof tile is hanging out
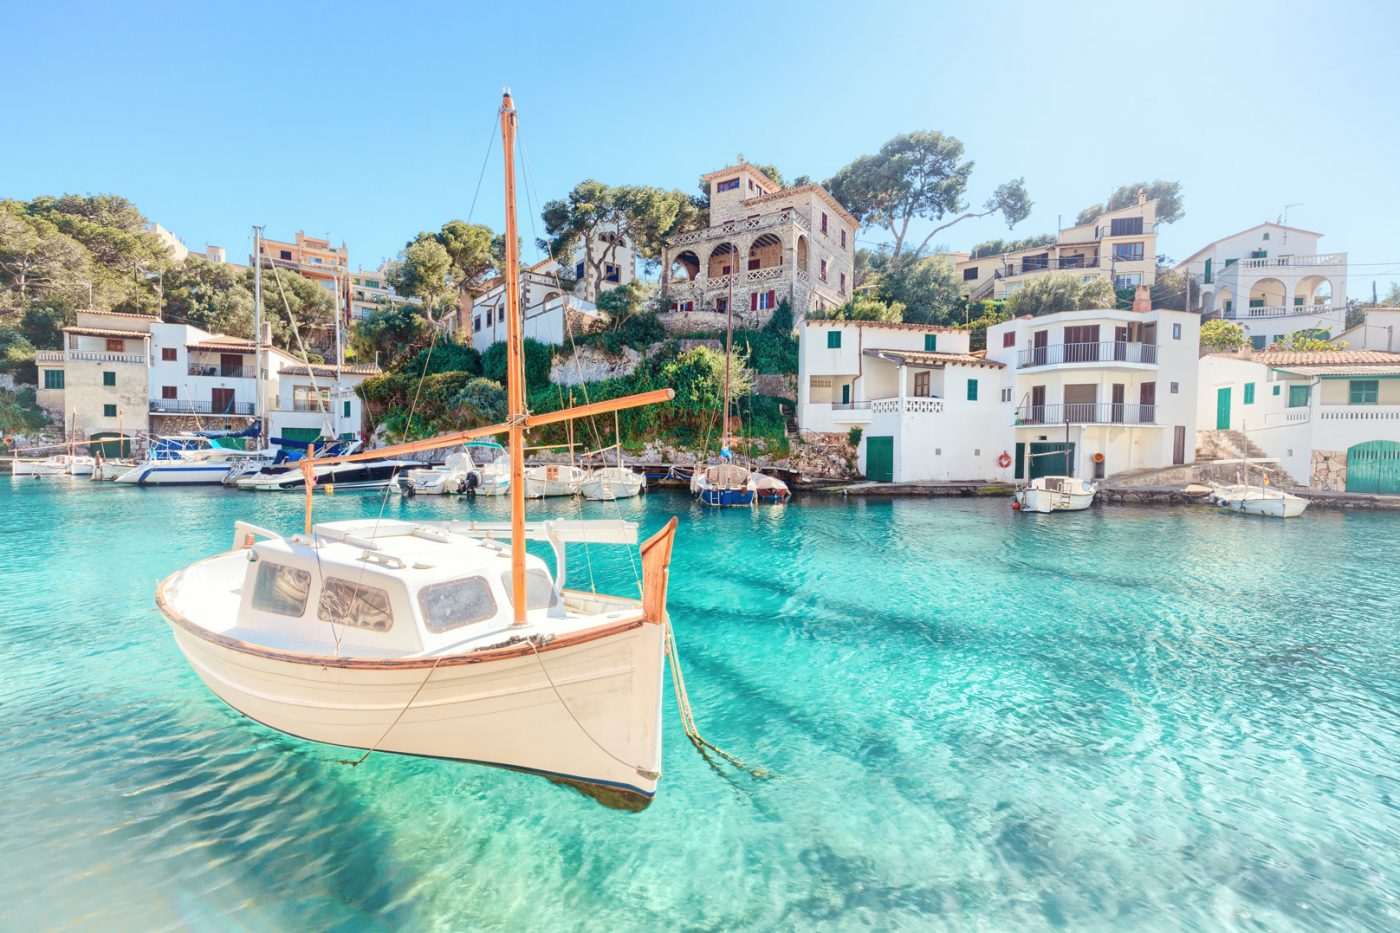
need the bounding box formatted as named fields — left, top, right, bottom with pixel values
left=863, top=348, right=1006, bottom=369
left=806, top=319, right=961, bottom=333
left=61, top=326, right=150, bottom=339
left=280, top=363, right=381, bottom=377
left=1217, top=350, right=1400, bottom=366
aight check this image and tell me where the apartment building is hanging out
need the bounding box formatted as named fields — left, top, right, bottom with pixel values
left=984, top=294, right=1200, bottom=480
left=956, top=197, right=1159, bottom=300
left=1174, top=222, right=1348, bottom=347
left=661, top=162, right=857, bottom=325
left=1197, top=349, right=1400, bottom=492
left=348, top=267, right=418, bottom=321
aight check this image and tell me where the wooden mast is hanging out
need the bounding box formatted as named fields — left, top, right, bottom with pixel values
left=501, top=91, right=529, bottom=626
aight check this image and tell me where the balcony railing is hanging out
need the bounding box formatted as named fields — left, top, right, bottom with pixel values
left=871, top=396, right=945, bottom=415
left=1319, top=404, right=1400, bottom=422
left=150, top=398, right=255, bottom=415
left=1219, top=304, right=1337, bottom=320
left=1018, top=341, right=1157, bottom=368
left=666, top=208, right=810, bottom=248
left=1015, top=402, right=1156, bottom=425
left=188, top=364, right=248, bottom=378
left=69, top=351, right=146, bottom=364
left=830, top=401, right=872, bottom=411
left=1004, top=256, right=1101, bottom=276
left=1232, top=253, right=1346, bottom=271
left=292, top=400, right=332, bottom=412
left=34, top=350, right=64, bottom=363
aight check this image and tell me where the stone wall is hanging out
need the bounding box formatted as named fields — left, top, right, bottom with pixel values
left=549, top=345, right=643, bottom=386
left=1311, top=449, right=1347, bottom=491
left=787, top=431, right=857, bottom=479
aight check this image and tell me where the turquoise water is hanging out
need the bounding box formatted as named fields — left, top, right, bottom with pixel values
left=3, top=479, right=1399, bottom=931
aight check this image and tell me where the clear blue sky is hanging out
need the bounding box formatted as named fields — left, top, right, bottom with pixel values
left=7, top=0, right=1399, bottom=298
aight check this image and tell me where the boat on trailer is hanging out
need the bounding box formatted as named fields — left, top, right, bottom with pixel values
left=155, top=92, right=682, bottom=807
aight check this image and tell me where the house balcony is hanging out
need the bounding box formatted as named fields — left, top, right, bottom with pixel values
left=1217, top=303, right=1340, bottom=321
left=1318, top=404, right=1400, bottom=424
left=1003, top=256, right=1102, bottom=277
left=1015, top=402, right=1158, bottom=426
left=1017, top=341, right=1157, bottom=369
left=871, top=396, right=945, bottom=415
left=150, top=398, right=256, bottom=416
left=666, top=208, right=810, bottom=249
left=67, top=351, right=147, bottom=364
left=1232, top=253, right=1346, bottom=272
left=188, top=364, right=249, bottom=378
left=34, top=350, right=64, bottom=363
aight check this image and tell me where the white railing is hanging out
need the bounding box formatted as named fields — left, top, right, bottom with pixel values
left=1223, top=303, right=1338, bottom=320
left=34, top=350, right=63, bottom=363
left=67, top=351, right=147, bottom=364
left=871, top=396, right=944, bottom=415
left=1319, top=405, right=1400, bottom=422
left=667, top=209, right=810, bottom=248
left=1233, top=252, right=1347, bottom=271
left=1262, top=408, right=1311, bottom=426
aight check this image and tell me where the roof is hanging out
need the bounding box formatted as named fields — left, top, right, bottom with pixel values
left=187, top=335, right=255, bottom=351
left=75, top=309, right=158, bottom=321
left=742, top=184, right=861, bottom=230
left=1211, top=350, right=1400, bottom=375
left=61, top=326, right=149, bottom=339
left=700, top=163, right=768, bottom=181
left=1277, top=365, right=1400, bottom=377
left=863, top=348, right=1005, bottom=370
left=279, top=363, right=381, bottom=377
left=805, top=319, right=961, bottom=334
left=1174, top=222, right=1327, bottom=270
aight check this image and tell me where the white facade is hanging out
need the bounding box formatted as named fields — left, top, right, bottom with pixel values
left=798, top=320, right=1012, bottom=482
left=1197, top=351, right=1400, bottom=489
left=1334, top=309, right=1400, bottom=352
left=985, top=305, right=1201, bottom=480
left=1175, top=222, right=1348, bottom=346
left=469, top=265, right=600, bottom=351
left=266, top=364, right=377, bottom=442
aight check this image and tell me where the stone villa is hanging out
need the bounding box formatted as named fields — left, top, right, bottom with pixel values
left=661, top=162, right=857, bottom=326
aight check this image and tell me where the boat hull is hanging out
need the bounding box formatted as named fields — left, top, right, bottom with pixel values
left=164, top=614, right=666, bottom=803
left=115, top=461, right=235, bottom=485
left=1014, top=479, right=1097, bottom=514
left=696, top=487, right=754, bottom=507
left=580, top=470, right=644, bottom=501
left=11, top=459, right=66, bottom=477
left=1224, top=494, right=1309, bottom=518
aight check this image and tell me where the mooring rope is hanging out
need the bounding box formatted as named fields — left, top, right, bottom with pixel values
left=338, top=657, right=445, bottom=767
left=665, top=621, right=769, bottom=778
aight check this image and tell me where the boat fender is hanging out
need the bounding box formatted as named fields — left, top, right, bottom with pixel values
left=1011, top=500, right=1022, bottom=511
left=997, top=451, right=1012, bottom=469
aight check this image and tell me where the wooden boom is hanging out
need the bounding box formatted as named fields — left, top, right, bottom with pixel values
left=298, top=387, right=675, bottom=468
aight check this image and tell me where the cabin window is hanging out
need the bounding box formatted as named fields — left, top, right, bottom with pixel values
left=419, top=577, right=497, bottom=632
left=252, top=561, right=312, bottom=617
left=500, top=570, right=559, bottom=611
left=318, top=578, right=394, bottom=632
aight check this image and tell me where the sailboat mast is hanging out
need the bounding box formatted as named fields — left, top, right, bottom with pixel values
left=501, top=91, right=529, bottom=626
left=252, top=225, right=264, bottom=440
left=723, top=262, right=734, bottom=447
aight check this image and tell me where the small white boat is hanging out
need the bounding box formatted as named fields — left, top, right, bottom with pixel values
left=65, top=455, right=96, bottom=476
left=11, top=455, right=70, bottom=476
left=1220, top=487, right=1309, bottom=518
left=92, top=456, right=140, bottom=481
left=235, top=457, right=422, bottom=492
left=115, top=435, right=249, bottom=486
left=1013, top=476, right=1097, bottom=513
left=1207, top=482, right=1248, bottom=506
left=524, top=463, right=587, bottom=498
left=750, top=472, right=791, bottom=503
left=463, top=441, right=511, bottom=495
left=400, top=451, right=474, bottom=496
left=580, top=466, right=644, bottom=501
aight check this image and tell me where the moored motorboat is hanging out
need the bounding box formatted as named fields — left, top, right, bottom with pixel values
left=235, top=456, right=422, bottom=491
left=463, top=440, right=511, bottom=495
left=399, top=451, right=474, bottom=496
left=1013, top=475, right=1097, bottom=513
left=751, top=471, right=791, bottom=503
left=65, top=455, right=96, bottom=476
left=114, top=435, right=249, bottom=486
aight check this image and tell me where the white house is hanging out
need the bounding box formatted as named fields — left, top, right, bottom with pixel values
left=1174, top=222, right=1348, bottom=347
left=265, top=362, right=379, bottom=444
left=984, top=293, right=1201, bottom=481
left=1197, top=349, right=1400, bottom=492
left=1334, top=308, right=1400, bottom=353
left=797, top=320, right=1010, bottom=482
left=468, top=260, right=601, bottom=352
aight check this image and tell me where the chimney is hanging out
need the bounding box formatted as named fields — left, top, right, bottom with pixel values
left=1132, top=284, right=1152, bottom=313
left=259, top=322, right=273, bottom=346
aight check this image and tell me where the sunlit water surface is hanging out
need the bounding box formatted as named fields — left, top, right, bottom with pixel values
left=2, top=479, right=1398, bottom=930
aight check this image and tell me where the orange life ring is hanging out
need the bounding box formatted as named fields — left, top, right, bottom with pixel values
left=997, top=451, right=1012, bottom=469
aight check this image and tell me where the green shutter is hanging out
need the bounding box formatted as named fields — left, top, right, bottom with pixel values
left=1350, top=380, right=1379, bottom=405
left=967, top=378, right=978, bottom=401
left=1273, top=384, right=1280, bottom=396
left=103, top=404, right=116, bottom=417
left=1244, top=383, right=1255, bottom=405
left=43, top=369, right=64, bottom=389
left=1203, top=258, right=1212, bottom=284
left=343, top=400, right=352, bottom=417
left=1250, top=336, right=1266, bottom=350
left=1014, top=442, right=1026, bottom=480
left=924, top=334, right=937, bottom=352
left=103, top=371, right=116, bottom=386
left=827, top=330, right=841, bottom=349
left=1288, top=384, right=1310, bottom=408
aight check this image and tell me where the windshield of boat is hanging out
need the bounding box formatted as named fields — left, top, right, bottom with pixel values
left=418, top=577, right=498, bottom=632
left=500, top=569, right=558, bottom=610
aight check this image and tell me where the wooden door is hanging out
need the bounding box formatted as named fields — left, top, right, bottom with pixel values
left=1139, top=382, right=1156, bottom=423
left=1030, top=385, right=1046, bottom=423
left=1111, top=384, right=1125, bottom=423
left=1032, top=330, right=1048, bottom=366
left=220, top=353, right=243, bottom=377
left=212, top=388, right=235, bottom=414
left=1173, top=426, right=1187, bottom=465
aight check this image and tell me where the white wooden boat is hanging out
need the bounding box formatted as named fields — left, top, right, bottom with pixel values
left=400, top=451, right=473, bottom=496
left=581, top=466, right=644, bottom=501
left=1221, top=487, right=1309, bottom=518
left=1014, top=476, right=1097, bottom=513
left=154, top=93, right=681, bottom=807
left=524, top=463, right=587, bottom=498
left=12, top=455, right=69, bottom=476
left=751, top=472, right=791, bottom=502
left=158, top=516, right=676, bottom=806
left=92, top=456, right=140, bottom=481
left=66, top=455, right=96, bottom=476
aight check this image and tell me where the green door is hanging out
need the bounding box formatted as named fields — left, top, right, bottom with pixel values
left=866, top=436, right=893, bottom=482
left=841, top=384, right=850, bottom=405
left=88, top=432, right=130, bottom=458
left=1028, top=442, right=1074, bottom=480
left=1216, top=386, right=1231, bottom=430
left=1347, top=441, right=1400, bottom=494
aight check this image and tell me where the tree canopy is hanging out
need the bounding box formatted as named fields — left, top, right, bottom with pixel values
left=825, top=131, right=1031, bottom=260
left=1199, top=320, right=1246, bottom=354
left=1076, top=180, right=1184, bottom=226
left=970, top=234, right=1056, bottom=259
left=1004, top=273, right=1116, bottom=317
left=858, top=250, right=964, bottom=325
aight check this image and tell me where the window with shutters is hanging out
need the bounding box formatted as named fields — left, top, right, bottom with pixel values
left=162, top=386, right=177, bottom=399
left=1250, top=335, right=1267, bottom=350
left=343, top=400, right=352, bottom=418
left=827, top=331, right=841, bottom=349
left=964, top=267, right=978, bottom=281
left=161, top=347, right=177, bottom=361
left=840, top=229, right=846, bottom=250
left=716, top=178, right=740, bottom=192
left=1110, top=217, right=1144, bottom=236
left=820, top=259, right=827, bottom=281
left=103, top=404, right=116, bottom=417
left=604, top=263, right=620, bottom=283
left=103, top=371, right=116, bottom=387
left=821, top=213, right=828, bottom=234
left=839, top=272, right=846, bottom=294
left=1349, top=380, right=1379, bottom=405
left=1244, top=383, right=1255, bottom=405
left=1002, top=331, right=1015, bottom=348
left=913, top=371, right=930, bottom=397
left=924, top=334, right=937, bottom=352
left=106, top=338, right=125, bottom=352
left=1288, top=384, right=1310, bottom=408
left=967, top=379, right=978, bottom=401
left=43, top=369, right=64, bottom=389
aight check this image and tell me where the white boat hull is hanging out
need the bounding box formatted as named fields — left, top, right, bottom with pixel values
left=1223, top=492, right=1309, bottom=518
left=11, top=458, right=66, bottom=476
left=524, top=469, right=585, bottom=498
left=580, top=468, right=644, bottom=501
left=115, top=460, right=235, bottom=485
left=164, top=599, right=666, bottom=803
left=1014, top=477, right=1097, bottom=513
left=66, top=456, right=95, bottom=476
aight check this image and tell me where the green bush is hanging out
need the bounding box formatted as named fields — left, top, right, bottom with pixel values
left=848, top=426, right=863, bottom=447
left=403, top=342, right=482, bottom=378
left=481, top=337, right=552, bottom=387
